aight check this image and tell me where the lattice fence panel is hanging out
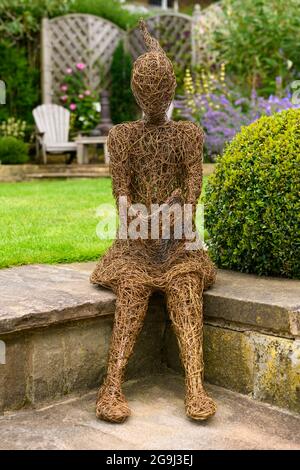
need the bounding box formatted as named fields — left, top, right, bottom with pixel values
left=42, top=14, right=124, bottom=103
left=127, top=13, right=192, bottom=71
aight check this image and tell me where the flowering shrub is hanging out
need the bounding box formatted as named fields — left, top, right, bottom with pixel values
left=175, top=67, right=300, bottom=159
left=58, top=63, right=100, bottom=133
left=0, top=117, right=27, bottom=140
left=192, top=2, right=225, bottom=69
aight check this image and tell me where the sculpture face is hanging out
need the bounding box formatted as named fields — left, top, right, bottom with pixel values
left=131, top=51, right=176, bottom=117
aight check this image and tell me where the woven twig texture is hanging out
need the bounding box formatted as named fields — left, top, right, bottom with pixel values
left=91, top=20, right=217, bottom=423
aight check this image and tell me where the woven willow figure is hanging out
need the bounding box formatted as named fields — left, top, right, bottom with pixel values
left=91, top=20, right=217, bottom=423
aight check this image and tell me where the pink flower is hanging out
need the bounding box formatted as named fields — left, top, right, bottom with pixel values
left=84, top=90, right=91, bottom=96
left=60, top=95, right=68, bottom=102
left=76, top=62, right=86, bottom=71
left=70, top=103, right=77, bottom=111
left=61, top=84, right=68, bottom=92
left=66, top=68, right=73, bottom=75
left=78, top=94, right=84, bottom=99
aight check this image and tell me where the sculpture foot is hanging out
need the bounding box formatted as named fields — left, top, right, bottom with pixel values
left=96, top=383, right=131, bottom=423
left=185, top=389, right=217, bottom=421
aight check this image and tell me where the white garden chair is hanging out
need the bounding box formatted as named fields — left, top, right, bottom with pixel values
left=33, top=104, right=77, bottom=164
left=167, top=101, right=174, bottom=119
left=142, top=102, right=174, bottom=121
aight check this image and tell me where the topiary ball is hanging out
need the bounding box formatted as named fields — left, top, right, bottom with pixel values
left=205, top=109, right=300, bottom=279
left=0, top=136, right=29, bottom=164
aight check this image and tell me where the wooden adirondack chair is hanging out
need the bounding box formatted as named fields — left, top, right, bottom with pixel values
left=33, top=104, right=77, bottom=164
left=142, top=101, right=174, bottom=120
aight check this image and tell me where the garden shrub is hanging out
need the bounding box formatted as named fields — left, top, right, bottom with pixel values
left=0, top=136, right=29, bottom=164
left=212, top=0, right=300, bottom=95
left=110, top=41, right=137, bottom=124
left=0, top=41, right=38, bottom=124
left=204, top=109, right=300, bottom=279
left=70, top=0, right=141, bottom=29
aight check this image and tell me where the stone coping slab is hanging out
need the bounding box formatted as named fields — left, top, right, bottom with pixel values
left=0, top=264, right=115, bottom=335
left=204, top=269, right=300, bottom=338
left=0, top=262, right=299, bottom=337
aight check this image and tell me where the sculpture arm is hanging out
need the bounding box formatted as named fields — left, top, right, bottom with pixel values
left=184, top=123, right=204, bottom=208
left=108, top=124, right=132, bottom=207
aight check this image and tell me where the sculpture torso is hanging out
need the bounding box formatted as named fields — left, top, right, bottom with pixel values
left=108, top=118, right=204, bottom=211
left=129, top=121, right=186, bottom=207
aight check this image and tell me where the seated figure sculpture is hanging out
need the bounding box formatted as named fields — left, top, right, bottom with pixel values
left=90, top=21, right=217, bottom=423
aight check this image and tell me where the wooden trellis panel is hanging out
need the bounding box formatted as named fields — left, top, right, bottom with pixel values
left=127, top=13, right=192, bottom=71
left=42, top=14, right=124, bottom=103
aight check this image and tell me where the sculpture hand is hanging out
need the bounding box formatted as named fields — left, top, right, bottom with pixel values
left=164, top=188, right=184, bottom=207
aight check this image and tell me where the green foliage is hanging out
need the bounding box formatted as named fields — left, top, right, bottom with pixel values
left=110, top=41, right=137, bottom=124
left=0, top=136, right=29, bottom=164
left=0, top=41, right=38, bottom=123
left=0, top=0, right=142, bottom=132
left=213, top=0, right=300, bottom=95
left=0, top=0, right=71, bottom=41
left=70, top=0, right=141, bottom=30
left=0, top=117, right=27, bottom=140
left=205, top=109, right=300, bottom=279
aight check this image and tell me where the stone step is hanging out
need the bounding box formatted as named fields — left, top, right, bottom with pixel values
left=0, top=163, right=216, bottom=182
left=27, top=164, right=110, bottom=179
left=31, top=164, right=109, bottom=173
left=0, top=262, right=299, bottom=414
left=0, top=374, right=299, bottom=450
left=28, top=172, right=110, bottom=179
left=0, top=164, right=110, bottom=182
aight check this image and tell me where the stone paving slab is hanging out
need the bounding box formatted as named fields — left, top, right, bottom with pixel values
left=0, top=374, right=299, bottom=450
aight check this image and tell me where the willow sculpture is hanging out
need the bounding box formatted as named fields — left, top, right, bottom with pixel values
left=90, top=20, right=217, bottom=423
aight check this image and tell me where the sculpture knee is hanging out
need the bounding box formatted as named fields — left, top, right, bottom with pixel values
left=116, top=283, right=151, bottom=320
left=167, top=273, right=203, bottom=307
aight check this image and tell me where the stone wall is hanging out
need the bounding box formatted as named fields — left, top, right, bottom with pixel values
left=165, top=270, right=300, bottom=412
left=166, top=325, right=300, bottom=413
left=0, top=263, right=299, bottom=414
left=0, top=294, right=166, bottom=412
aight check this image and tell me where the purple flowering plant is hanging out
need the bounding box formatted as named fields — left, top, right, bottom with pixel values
left=58, top=63, right=100, bottom=133
left=175, top=67, right=300, bottom=160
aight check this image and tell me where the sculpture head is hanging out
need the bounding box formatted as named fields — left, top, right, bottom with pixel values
left=131, top=20, right=176, bottom=123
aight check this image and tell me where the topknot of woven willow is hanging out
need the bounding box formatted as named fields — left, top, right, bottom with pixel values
left=131, top=19, right=177, bottom=120
left=139, top=19, right=164, bottom=53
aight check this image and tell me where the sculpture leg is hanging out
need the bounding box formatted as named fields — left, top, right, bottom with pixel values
left=96, top=283, right=151, bottom=423
left=166, top=273, right=216, bottom=420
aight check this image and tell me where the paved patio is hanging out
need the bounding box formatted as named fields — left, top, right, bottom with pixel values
left=0, top=374, right=299, bottom=450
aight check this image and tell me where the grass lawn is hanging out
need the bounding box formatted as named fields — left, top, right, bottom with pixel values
left=0, top=177, right=207, bottom=269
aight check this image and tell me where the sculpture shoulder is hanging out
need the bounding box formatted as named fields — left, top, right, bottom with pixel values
left=108, top=121, right=141, bottom=142
left=175, top=120, right=204, bottom=143
left=108, top=122, right=133, bottom=143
